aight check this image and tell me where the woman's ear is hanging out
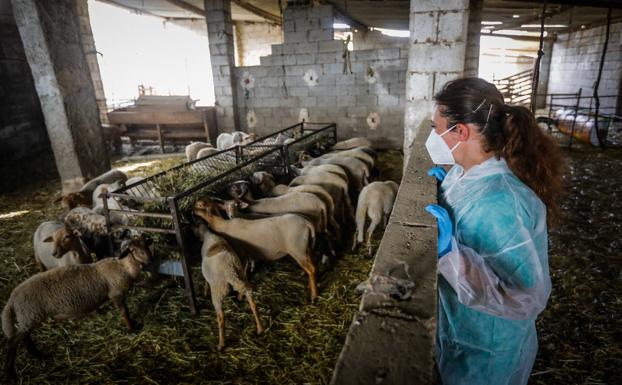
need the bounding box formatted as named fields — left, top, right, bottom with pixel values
left=455, top=123, right=473, bottom=142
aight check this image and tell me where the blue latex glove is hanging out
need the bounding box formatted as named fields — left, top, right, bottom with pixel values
left=427, top=166, right=447, bottom=182
left=425, top=204, right=452, bottom=258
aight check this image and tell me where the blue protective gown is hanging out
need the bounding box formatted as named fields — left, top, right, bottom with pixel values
left=436, top=156, right=551, bottom=385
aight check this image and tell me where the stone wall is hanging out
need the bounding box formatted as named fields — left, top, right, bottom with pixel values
left=548, top=22, right=622, bottom=112
left=330, top=124, right=438, bottom=385
left=0, top=0, right=49, bottom=161
left=233, top=4, right=407, bottom=149
left=234, top=21, right=283, bottom=66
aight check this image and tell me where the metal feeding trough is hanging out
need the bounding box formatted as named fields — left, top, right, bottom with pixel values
left=101, top=122, right=337, bottom=313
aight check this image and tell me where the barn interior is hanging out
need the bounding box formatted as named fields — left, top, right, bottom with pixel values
left=0, top=0, right=621, bottom=384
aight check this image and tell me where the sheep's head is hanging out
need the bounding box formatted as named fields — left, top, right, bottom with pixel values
left=194, top=197, right=221, bottom=220
left=119, top=235, right=152, bottom=265
left=43, top=226, right=90, bottom=263
left=297, top=152, right=313, bottom=167
left=55, top=192, right=90, bottom=210
left=228, top=181, right=250, bottom=199
left=249, top=172, right=275, bottom=195
left=221, top=199, right=249, bottom=219
left=241, top=132, right=257, bottom=144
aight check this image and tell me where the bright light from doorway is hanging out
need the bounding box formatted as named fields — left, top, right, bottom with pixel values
left=521, top=24, right=568, bottom=28
left=333, top=23, right=350, bottom=29
left=481, top=21, right=503, bottom=25
left=88, top=0, right=215, bottom=107
left=375, top=28, right=409, bottom=38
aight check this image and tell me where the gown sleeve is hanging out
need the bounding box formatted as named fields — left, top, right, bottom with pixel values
left=437, top=191, right=551, bottom=320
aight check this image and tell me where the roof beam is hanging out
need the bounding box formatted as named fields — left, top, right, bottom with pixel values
left=231, top=0, right=282, bottom=25
left=321, top=0, right=369, bottom=31
left=162, top=0, right=205, bottom=17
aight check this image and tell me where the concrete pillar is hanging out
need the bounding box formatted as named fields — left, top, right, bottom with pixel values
left=11, top=0, right=109, bottom=193
left=403, top=0, right=470, bottom=162
left=76, top=0, right=108, bottom=124
left=205, top=0, right=240, bottom=132
left=464, top=0, right=482, bottom=77
left=536, top=38, right=554, bottom=109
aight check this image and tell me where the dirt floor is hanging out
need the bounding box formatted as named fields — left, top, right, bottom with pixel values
left=0, top=151, right=401, bottom=385
left=1, top=143, right=621, bottom=384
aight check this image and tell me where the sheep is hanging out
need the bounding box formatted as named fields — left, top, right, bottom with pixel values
left=79, top=169, right=127, bottom=195
left=248, top=171, right=276, bottom=197
left=194, top=223, right=262, bottom=351
left=2, top=236, right=152, bottom=378
left=300, top=152, right=370, bottom=196
left=289, top=172, right=354, bottom=222
left=91, top=180, right=125, bottom=209
left=224, top=190, right=329, bottom=253
left=353, top=181, right=399, bottom=256
left=216, top=131, right=257, bottom=150
left=298, top=164, right=349, bottom=183
left=331, top=137, right=372, bottom=150
left=54, top=170, right=127, bottom=210
left=325, top=147, right=375, bottom=169
left=269, top=184, right=340, bottom=237
left=63, top=207, right=116, bottom=259
left=196, top=146, right=219, bottom=160
left=185, top=141, right=213, bottom=162
left=33, top=221, right=92, bottom=271
left=194, top=197, right=318, bottom=302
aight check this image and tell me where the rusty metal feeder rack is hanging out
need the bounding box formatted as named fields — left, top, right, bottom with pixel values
left=101, top=122, right=337, bottom=314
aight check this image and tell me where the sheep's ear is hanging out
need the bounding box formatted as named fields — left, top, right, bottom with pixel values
left=119, top=247, right=132, bottom=259
left=236, top=200, right=249, bottom=209
left=43, top=236, right=54, bottom=243
left=72, top=229, right=82, bottom=238
left=53, top=195, right=64, bottom=203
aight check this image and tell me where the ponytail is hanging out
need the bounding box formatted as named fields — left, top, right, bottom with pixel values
left=501, top=105, right=564, bottom=226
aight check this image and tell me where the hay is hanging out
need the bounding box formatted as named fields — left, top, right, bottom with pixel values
left=0, top=151, right=401, bottom=384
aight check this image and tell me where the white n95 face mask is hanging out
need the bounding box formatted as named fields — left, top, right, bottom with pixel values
left=425, top=124, right=461, bottom=165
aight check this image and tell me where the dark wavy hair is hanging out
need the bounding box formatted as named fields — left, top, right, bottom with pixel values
left=434, top=77, right=564, bottom=226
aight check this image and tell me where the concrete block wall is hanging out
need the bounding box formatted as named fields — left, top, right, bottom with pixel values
left=234, top=21, right=283, bottom=66
left=330, top=125, right=438, bottom=385
left=548, top=22, right=622, bottom=112
left=233, top=4, right=407, bottom=149
left=0, top=0, right=49, bottom=161
left=352, top=29, right=408, bottom=51
left=403, top=0, right=469, bottom=160
left=205, top=0, right=239, bottom=132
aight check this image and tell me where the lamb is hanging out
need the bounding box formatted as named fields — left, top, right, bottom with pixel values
left=194, top=223, right=262, bottom=351
left=194, top=197, right=318, bottom=301
left=33, top=221, right=92, bottom=271
left=353, top=181, right=399, bottom=256
left=2, top=236, right=152, bottom=378
left=54, top=191, right=90, bottom=210
left=331, top=137, right=372, bottom=150
left=185, top=141, right=213, bottom=162
left=216, top=131, right=257, bottom=150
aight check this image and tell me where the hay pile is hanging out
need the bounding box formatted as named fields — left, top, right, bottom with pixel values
left=0, top=151, right=402, bottom=384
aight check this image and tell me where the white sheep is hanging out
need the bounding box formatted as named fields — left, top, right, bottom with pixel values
left=2, top=237, right=152, bottom=378
left=331, top=137, right=372, bottom=150
left=185, top=141, right=213, bottom=162
left=324, top=147, right=375, bottom=169
left=196, top=146, right=219, bottom=160
left=79, top=169, right=127, bottom=195
left=216, top=131, right=257, bottom=150
left=195, top=223, right=263, bottom=351
left=300, top=152, right=370, bottom=196
left=290, top=171, right=354, bottom=221
left=353, top=181, right=399, bottom=256
left=194, top=197, right=318, bottom=302
left=33, top=221, right=92, bottom=271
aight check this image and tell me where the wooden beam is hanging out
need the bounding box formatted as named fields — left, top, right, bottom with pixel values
left=231, top=0, right=282, bottom=25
